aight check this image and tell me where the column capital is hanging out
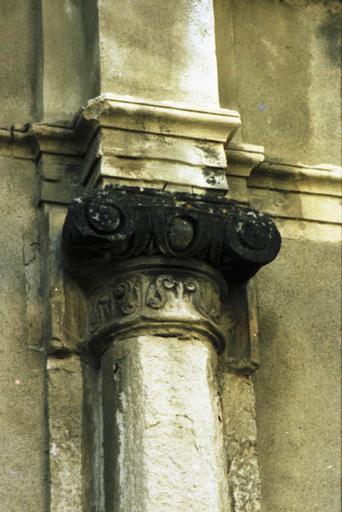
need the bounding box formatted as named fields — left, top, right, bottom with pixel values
left=85, top=258, right=228, bottom=354
left=62, top=186, right=281, bottom=354
left=62, top=185, right=281, bottom=286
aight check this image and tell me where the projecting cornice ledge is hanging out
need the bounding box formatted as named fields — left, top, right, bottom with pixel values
left=62, top=185, right=281, bottom=286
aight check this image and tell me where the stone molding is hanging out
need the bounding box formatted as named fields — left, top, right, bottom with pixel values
left=0, top=95, right=242, bottom=202
left=249, top=161, right=342, bottom=235
left=226, top=144, right=341, bottom=201
left=0, top=95, right=240, bottom=159
left=0, top=126, right=36, bottom=160
left=226, top=143, right=265, bottom=179
left=80, top=95, right=241, bottom=192
left=225, top=144, right=342, bottom=240
left=83, top=95, right=241, bottom=142
left=225, top=143, right=265, bottom=204
left=250, top=160, right=342, bottom=197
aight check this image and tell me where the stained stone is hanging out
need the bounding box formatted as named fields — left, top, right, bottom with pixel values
left=60, top=181, right=281, bottom=511
left=167, top=216, right=195, bottom=251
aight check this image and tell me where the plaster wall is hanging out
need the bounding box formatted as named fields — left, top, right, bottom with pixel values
left=0, top=156, right=46, bottom=511
left=0, top=1, right=43, bottom=125
left=42, top=0, right=99, bottom=121
left=254, top=238, right=341, bottom=512
left=215, top=0, right=342, bottom=165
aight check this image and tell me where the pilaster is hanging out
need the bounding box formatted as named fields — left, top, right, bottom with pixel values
left=97, top=0, right=220, bottom=108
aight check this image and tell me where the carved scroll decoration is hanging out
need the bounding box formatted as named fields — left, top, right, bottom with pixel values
left=62, top=185, right=281, bottom=286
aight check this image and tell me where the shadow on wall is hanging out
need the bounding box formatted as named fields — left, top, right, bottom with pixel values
left=317, top=9, right=342, bottom=65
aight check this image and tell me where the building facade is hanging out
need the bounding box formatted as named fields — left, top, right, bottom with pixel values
left=0, top=1, right=341, bottom=511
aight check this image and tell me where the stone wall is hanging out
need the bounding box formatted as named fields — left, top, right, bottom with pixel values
left=0, top=1, right=340, bottom=511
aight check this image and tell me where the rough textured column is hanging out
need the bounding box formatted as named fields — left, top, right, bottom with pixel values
left=99, top=261, right=230, bottom=512
left=62, top=185, right=281, bottom=511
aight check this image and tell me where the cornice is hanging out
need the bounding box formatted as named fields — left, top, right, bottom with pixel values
left=225, top=143, right=265, bottom=204
left=0, top=125, right=35, bottom=160
left=83, top=94, right=241, bottom=143
left=0, top=96, right=243, bottom=202
left=0, top=119, right=96, bottom=161
left=0, top=97, right=241, bottom=161
left=250, top=160, right=342, bottom=197
left=225, top=144, right=342, bottom=199
left=248, top=159, right=342, bottom=231
left=226, top=143, right=265, bottom=178
left=30, top=120, right=97, bottom=157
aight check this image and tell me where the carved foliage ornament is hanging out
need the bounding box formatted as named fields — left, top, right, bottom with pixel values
left=62, top=185, right=281, bottom=285
left=87, top=267, right=226, bottom=353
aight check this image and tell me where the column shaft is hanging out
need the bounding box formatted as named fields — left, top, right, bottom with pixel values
left=102, top=335, right=230, bottom=512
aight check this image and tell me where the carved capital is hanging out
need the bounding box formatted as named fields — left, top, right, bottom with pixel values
left=85, top=259, right=227, bottom=354
left=62, top=185, right=281, bottom=286
left=62, top=186, right=281, bottom=353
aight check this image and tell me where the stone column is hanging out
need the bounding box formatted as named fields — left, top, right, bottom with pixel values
left=62, top=186, right=281, bottom=511
left=99, top=260, right=229, bottom=512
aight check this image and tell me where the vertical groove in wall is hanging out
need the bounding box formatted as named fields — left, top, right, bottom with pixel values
left=213, top=0, right=239, bottom=112
left=81, top=0, right=101, bottom=101
left=34, top=0, right=44, bottom=122
left=81, top=358, right=105, bottom=512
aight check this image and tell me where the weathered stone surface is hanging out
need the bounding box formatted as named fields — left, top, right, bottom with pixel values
left=59, top=176, right=281, bottom=512
left=81, top=360, right=105, bottom=512
left=81, top=95, right=240, bottom=192
left=224, top=144, right=342, bottom=243
left=225, top=143, right=265, bottom=204
left=220, top=372, right=261, bottom=512
left=85, top=261, right=228, bottom=355
left=42, top=0, right=99, bottom=121
left=98, top=0, right=220, bottom=107
left=215, top=0, right=342, bottom=166
left=0, top=2, right=340, bottom=511
left=0, top=157, right=46, bottom=511
left=62, top=185, right=279, bottom=510
left=102, top=335, right=230, bottom=512
left=254, top=238, right=341, bottom=512
left=48, top=356, right=83, bottom=512
left=0, top=1, right=42, bottom=124
left=222, top=280, right=260, bottom=374
left=62, top=185, right=281, bottom=286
